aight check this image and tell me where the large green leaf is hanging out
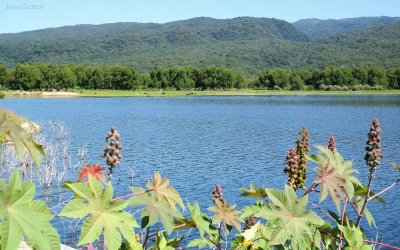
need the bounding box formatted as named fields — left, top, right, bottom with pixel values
left=0, top=112, right=45, bottom=166
left=0, top=171, right=60, bottom=249
left=187, top=202, right=217, bottom=238
left=129, top=190, right=177, bottom=234
left=147, top=171, right=185, bottom=209
left=257, top=185, right=324, bottom=249
left=60, top=176, right=139, bottom=250
left=338, top=221, right=372, bottom=250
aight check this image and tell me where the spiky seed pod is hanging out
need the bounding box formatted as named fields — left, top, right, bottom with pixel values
left=284, top=127, right=310, bottom=190
left=102, top=127, right=123, bottom=169
left=327, top=136, right=336, bottom=152
left=285, top=147, right=300, bottom=189
left=244, top=216, right=256, bottom=230
left=212, top=184, right=226, bottom=204
left=365, top=118, right=383, bottom=173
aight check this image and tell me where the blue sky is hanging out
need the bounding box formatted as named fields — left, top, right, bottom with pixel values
left=1, top=0, right=399, bottom=34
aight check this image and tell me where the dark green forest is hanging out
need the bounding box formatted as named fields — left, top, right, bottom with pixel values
left=1, top=63, right=399, bottom=90
left=1, top=17, right=400, bottom=73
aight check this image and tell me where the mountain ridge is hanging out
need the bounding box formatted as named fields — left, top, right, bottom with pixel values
left=0, top=16, right=399, bottom=72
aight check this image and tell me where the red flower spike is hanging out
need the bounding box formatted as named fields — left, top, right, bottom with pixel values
left=78, top=164, right=107, bottom=184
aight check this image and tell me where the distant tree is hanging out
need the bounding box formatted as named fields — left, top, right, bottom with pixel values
left=38, top=64, right=59, bottom=90
left=0, top=64, right=6, bottom=88
left=58, top=65, right=77, bottom=90
left=13, top=64, right=43, bottom=90
left=289, top=72, right=305, bottom=90
left=258, top=68, right=289, bottom=89
left=366, top=66, right=388, bottom=88
left=387, top=68, right=400, bottom=89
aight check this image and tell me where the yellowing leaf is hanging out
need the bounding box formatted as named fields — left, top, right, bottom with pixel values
left=241, top=221, right=260, bottom=241
left=0, top=112, right=45, bottom=166
left=0, top=171, right=60, bottom=249
left=208, top=200, right=242, bottom=231
left=60, top=176, right=139, bottom=250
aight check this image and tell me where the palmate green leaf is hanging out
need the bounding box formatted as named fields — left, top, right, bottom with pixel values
left=60, top=176, right=139, bottom=250
left=147, top=171, right=185, bottom=209
left=256, top=185, right=324, bottom=249
left=338, top=221, right=372, bottom=250
left=240, top=184, right=268, bottom=199
left=241, top=200, right=265, bottom=219
left=187, top=202, right=217, bottom=238
left=0, top=171, right=60, bottom=250
left=129, top=191, right=177, bottom=234
left=208, top=200, right=243, bottom=231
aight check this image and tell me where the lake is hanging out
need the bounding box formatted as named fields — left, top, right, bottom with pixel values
left=1, top=95, right=400, bottom=246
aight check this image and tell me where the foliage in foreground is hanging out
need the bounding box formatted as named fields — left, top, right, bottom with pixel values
left=0, top=112, right=399, bottom=250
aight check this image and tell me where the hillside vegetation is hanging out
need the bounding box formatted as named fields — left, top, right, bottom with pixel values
left=0, top=17, right=399, bottom=73
left=293, top=16, right=400, bottom=39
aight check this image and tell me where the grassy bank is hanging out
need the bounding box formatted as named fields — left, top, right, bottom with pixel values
left=4, top=89, right=400, bottom=98
left=72, top=89, right=400, bottom=97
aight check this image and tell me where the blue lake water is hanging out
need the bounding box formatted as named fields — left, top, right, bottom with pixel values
left=1, top=95, right=400, bottom=247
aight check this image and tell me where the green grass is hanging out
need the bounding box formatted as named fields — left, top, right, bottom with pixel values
left=74, top=89, right=400, bottom=97
left=4, top=89, right=400, bottom=98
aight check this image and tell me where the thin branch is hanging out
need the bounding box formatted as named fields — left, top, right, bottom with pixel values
left=364, top=239, right=400, bottom=250
left=368, top=178, right=400, bottom=202
left=338, top=198, right=348, bottom=250
left=302, top=183, right=318, bottom=197
left=307, top=201, right=336, bottom=223
left=112, top=189, right=152, bottom=202
left=355, top=171, right=374, bottom=227
left=142, top=227, right=150, bottom=249
left=321, top=231, right=400, bottom=250
left=342, top=188, right=361, bottom=216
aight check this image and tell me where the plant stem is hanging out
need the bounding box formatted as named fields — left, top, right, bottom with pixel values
left=355, top=172, right=374, bottom=227
left=364, top=239, right=400, bottom=250
left=107, top=167, right=113, bottom=183
left=112, top=189, right=152, bottom=202
left=142, top=227, right=150, bottom=249
left=321, top=231, right=400, bottom=250
left=307, top=201, right=336, bottom=222
left=343, top=188, right=361, bottom=216
left=302, top=183, right=318, bottom=197
left=338, top=198, right=348, bottom=250
left=217, top=223, right=223, bottom=250
left=368, top=178, right=400, bottom=201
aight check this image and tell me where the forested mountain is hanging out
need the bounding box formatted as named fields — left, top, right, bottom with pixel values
left=293, top=16, right=400, bottom=39
left=0, top=17, right=399, bottom=73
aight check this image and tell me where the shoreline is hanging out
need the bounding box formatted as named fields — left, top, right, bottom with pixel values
left=3, top=89, right=400, bottom=98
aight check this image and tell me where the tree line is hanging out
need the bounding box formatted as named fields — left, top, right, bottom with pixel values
left=0, top=63, right=399, bottom=91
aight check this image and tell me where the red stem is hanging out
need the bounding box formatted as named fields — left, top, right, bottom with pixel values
left=364, top=239, right=400, bottom=250
left=307, top=201, right=336, bottom=223
left=112, top=189, right=152, bottom=202
left=368, top=178, right=400, bottom=201
left=339, top=198, right=348, bottom=249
